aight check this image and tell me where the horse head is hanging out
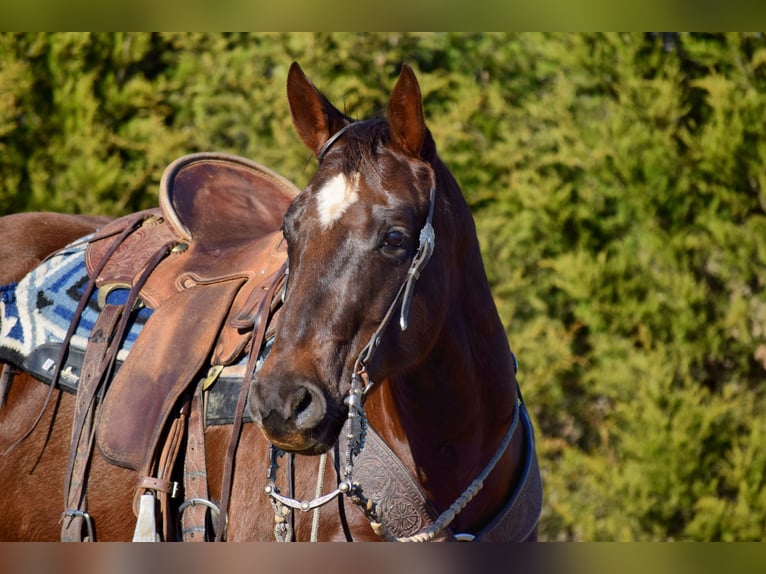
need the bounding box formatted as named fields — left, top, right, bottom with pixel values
left=249, top=63, right=452, bottom=454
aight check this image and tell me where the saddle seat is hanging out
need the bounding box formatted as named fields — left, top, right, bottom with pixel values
left=83, top=153, right=298, bottom=471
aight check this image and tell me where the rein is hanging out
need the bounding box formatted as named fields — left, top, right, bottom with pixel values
left=263, top=125, right=520, bottom=541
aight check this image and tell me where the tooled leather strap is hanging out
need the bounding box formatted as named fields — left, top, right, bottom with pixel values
left=348, top=423, right=454, bottom=542
left=181, top=387, right=210, bottom=541
left=61, top=303, right=123, bottom=542
left=348, top=403, right=541, bottom=542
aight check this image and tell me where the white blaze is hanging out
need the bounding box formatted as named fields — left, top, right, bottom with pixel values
left=316, top=173, right=359, bottom=228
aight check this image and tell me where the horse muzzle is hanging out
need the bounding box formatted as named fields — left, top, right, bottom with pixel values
left=249, top=376, right=345, bottom=454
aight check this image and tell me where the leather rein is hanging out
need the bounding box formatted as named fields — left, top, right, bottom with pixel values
left=262, top=124, right=523, bottom=541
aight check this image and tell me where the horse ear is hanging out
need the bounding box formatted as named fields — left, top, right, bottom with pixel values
left=287, top=62, right=350, bottom=157
left=387, top=64, right=428, bottom=159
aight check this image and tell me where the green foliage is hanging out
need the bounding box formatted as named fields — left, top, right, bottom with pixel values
left=472, top=33, right=766, bottom=541
left=1, top=32, right=765, bottom=541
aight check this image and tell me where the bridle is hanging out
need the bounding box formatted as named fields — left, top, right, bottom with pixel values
left=262, top=122, right=520, bottom=541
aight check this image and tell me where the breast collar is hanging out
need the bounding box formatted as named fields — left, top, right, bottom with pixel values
left=349, top=394, right=543, bottom=542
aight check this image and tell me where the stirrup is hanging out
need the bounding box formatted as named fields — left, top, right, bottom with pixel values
left=62, top=509, right=95, bottom=542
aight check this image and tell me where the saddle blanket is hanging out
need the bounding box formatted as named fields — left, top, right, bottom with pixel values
left=0, top=236, right=151, bottom=386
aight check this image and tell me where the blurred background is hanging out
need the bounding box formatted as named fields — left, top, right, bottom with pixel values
left=1, top=32, right=765, bottom=541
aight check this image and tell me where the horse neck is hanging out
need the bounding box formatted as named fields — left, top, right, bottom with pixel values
left=367, top=160, right=519, bottom=530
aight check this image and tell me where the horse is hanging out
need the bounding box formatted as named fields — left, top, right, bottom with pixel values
left=0, top=62, right=541, bottom=541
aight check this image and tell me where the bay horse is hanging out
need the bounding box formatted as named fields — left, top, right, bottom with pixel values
left=0, top=63, right=541, bottom=541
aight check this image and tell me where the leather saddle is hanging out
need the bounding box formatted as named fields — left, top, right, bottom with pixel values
left=82, top=152, right=298, bottom=471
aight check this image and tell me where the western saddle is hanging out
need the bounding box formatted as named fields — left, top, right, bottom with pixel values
left=57, top=152, right=298, bottom=541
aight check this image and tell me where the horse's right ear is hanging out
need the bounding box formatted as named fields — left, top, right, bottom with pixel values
left=287, top=62, right=350, bottom=158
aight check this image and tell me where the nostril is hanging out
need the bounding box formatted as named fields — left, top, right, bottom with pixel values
left=292, top=384, right=326, bottom=430
left=293, top=387, right=312, bottom=416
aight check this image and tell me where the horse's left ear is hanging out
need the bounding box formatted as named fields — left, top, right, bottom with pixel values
left=287, top=62, right=351, bottom=157
left=387, top=64, right=433, bottom=160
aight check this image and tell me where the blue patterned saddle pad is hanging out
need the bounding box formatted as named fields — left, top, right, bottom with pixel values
left=0, top=236, right=151, bottom=385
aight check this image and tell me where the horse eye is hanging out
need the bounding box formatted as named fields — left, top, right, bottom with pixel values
left=382, top=229, right=408, bottom=249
